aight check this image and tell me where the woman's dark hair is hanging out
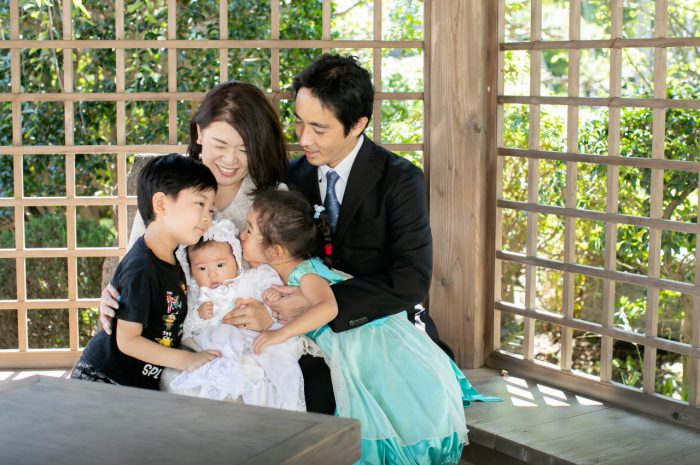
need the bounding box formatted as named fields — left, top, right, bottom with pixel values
left=187, top=81, right=288, bottom=195
left=292, top=53, right=374, bottom=136
left=137, top=154, right=217, bottom=227
left=251, top=189, right=318, bottom=260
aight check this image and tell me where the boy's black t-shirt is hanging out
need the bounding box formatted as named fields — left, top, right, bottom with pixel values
left=81, top=236, right=188, bottom=390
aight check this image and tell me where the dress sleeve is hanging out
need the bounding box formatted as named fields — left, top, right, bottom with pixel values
left=182, top=286, right=208, bottom=338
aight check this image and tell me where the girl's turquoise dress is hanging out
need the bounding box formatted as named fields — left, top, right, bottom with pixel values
left=288, top=258, right=500, bottom=465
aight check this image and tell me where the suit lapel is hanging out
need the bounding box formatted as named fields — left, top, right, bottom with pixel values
left=297, top=159, right=322, bottom=206
left=334, top=138, right=384, bottom=242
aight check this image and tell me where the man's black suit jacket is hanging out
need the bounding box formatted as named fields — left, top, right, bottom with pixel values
left=287, top=136, right=433, bottom=329
left=287, top=137, right=448, bottom=414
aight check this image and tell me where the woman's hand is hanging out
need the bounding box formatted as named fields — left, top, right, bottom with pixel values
left=265, top=285, right=311, bottom=324
left=184, top=350, right=221, bottom=372
left=252, top=330, right=289, bottom=355
left=221, top=298, right=274, bottom=332
left=99, top=284, right=120, bottom=335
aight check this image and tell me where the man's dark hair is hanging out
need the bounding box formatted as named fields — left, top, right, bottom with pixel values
left=187, top=81, right=288, bottom=195
left=292, top=54, right=374, bottom=136
left=137, top=154, right=217, bottom=227
left=251, top=189, right=318, bottom=260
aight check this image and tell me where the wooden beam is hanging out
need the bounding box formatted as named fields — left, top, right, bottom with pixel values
left=429, top=0, right=488, bottom=367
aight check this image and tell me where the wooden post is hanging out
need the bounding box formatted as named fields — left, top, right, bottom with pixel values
left=429, top=0, right=488, bottom=368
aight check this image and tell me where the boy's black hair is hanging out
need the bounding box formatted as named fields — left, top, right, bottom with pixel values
left=251, top=189, right=318, bottom=260
left=292, top=54, right=374, bottom=136
left=137, top=154, right=218, bottom=227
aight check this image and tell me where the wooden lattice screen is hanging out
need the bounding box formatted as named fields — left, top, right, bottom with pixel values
left=0, top=0, right=428, bottom=369
left=492, top=0, right=700, bottom=427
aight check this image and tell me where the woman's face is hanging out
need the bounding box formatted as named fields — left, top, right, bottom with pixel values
left=197, top=120, right=249, bottom=189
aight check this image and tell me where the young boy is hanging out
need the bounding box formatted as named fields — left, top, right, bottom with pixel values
left=71, top=154, right=221, bottom=389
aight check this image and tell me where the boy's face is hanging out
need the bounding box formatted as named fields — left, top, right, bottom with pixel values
left=240, top=208, right=268, bottom=265
left=162, top=187, right=215, bottom=246
left=188, top=241, right=239, bottom=288
left=293, top=87, right=367, bottom=169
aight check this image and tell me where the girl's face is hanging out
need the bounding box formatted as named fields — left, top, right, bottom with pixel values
left=188, top=240, right=239, bottom=289
left=197, top=120, right=249, bottom=189
left=240, top=208, right=269, bottom=265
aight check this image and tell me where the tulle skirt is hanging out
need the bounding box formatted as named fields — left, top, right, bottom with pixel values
left=308, top=312, right=500, bottom=465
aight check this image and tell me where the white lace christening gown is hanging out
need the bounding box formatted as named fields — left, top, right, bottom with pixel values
left=165, top=265, right=306, bottom=411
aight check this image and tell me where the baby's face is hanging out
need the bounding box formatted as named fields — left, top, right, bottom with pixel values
left=188, top=241, right=239, bottom=288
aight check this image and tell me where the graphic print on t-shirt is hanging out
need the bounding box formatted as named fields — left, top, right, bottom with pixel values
left=166, top=290, right=183, bottom=313
left=157, top=290, right=183, bottom=347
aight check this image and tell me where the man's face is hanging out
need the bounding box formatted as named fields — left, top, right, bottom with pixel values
left=293, top=87, right=367, bottom=168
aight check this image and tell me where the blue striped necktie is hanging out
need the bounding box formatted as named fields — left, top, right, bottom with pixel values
left=324, top=170, right=341, bottom=233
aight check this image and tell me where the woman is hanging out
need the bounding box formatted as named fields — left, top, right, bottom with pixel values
left=100, top=81, right=288, bottom=334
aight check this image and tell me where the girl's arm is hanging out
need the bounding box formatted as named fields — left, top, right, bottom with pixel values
left=252, top=274, right=337, bottom=354
left=116, top=320, right=220, bottom=372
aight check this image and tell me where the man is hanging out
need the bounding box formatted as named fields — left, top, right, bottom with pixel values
left=269, top=54, right=451, bottom=414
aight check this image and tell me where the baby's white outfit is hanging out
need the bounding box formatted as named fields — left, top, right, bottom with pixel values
left=162, top=219, right=306, bottom=412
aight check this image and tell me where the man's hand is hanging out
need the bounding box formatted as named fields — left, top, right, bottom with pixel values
left=99, top=284, right=120, bottom=335
left=221, top=298, right=274, bottom=332
left=252, top=330, right=289, bottom=355
left=265, top=285, right=311, bottom=324
left=184, top=350, right=221, bottom=372
left=197, top=302, right=214, bottom=320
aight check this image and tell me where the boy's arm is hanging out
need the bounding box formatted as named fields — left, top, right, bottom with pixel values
left=116, top=320, right=219, bottom=372
left=252, top=274, right=337, bottom=354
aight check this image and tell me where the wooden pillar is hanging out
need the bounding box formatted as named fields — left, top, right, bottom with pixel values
left=429, top=0, right=490, bottom=368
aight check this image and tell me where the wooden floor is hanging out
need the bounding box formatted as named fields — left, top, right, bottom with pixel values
left=0, top=368, right=71, bottom=382
left=462, top=368, right=700, bottom=465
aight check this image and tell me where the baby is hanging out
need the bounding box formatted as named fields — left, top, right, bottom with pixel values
left=164, top=219, right=306, bottom=411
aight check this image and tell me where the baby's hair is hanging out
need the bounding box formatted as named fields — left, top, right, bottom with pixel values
left=186, top=237, right=235, bottom=264
left=187, top=236, right=212, bottom=254
left=251, top=189, right=317, bottom=260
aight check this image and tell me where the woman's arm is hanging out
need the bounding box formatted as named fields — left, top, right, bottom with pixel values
left=116, top=320, right=220, bottom=372
left=252, top=274, right=337, bottom=354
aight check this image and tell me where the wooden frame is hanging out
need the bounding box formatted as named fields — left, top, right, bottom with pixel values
left=0, top=0, right=427, bottom=368
left=491, top=0, right=700, bottom=427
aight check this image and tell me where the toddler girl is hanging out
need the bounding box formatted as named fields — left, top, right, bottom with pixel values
left=166, top=218, right=306, bottom=411
left=241, top=190, right=499, bottom=465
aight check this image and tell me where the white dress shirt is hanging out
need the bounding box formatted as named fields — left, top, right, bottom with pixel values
left=318, top=135, right=364, bottom=204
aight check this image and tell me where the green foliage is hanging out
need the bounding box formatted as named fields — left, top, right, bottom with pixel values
left=0, top=0, right=426, bottom=353
left=0, top=213, right=115, bottom=348
left=503, top=0, right=700, bottom=400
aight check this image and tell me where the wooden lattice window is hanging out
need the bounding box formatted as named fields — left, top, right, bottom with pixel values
left=493, top=0, right=700, bottom=427
left=0, top=0, right=427, bottom=368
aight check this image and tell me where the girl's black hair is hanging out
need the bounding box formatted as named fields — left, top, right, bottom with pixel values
left=187, top=81, right=288, bottom=195
left=251, top=189, right=318, bottom=260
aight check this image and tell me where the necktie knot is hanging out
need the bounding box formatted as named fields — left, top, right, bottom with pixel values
left=324, top=171, right=341, bottom=233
